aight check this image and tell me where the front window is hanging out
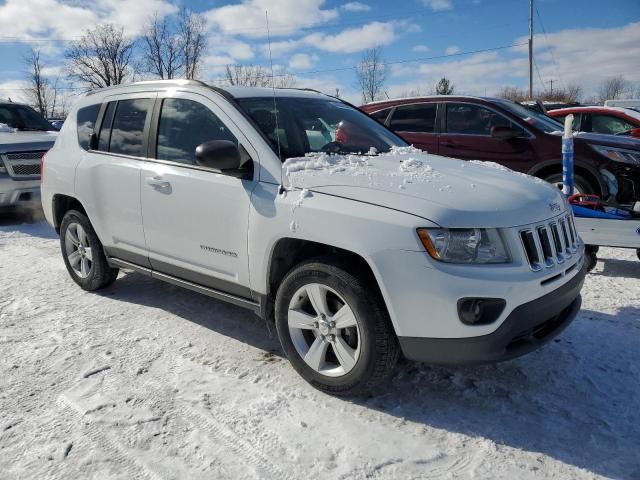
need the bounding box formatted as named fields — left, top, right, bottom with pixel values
left=445, top=103, right=523, bottom=136
left=236, top=97, right=407, bottom=160
left=495, top=99, right=563, bottom=133
left=591, top=114, right=635, bottom=135
left=0, top=104, right=52, bottom=131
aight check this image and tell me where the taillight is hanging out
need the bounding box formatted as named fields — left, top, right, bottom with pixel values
left=40, top=152, right=46, bottom=184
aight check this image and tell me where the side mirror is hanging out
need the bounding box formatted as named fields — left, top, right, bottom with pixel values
left=630, top=127, right=640, bottom=139
left=491, top=126, right=521, bottom=140
left=195, top=140, right=253, bottom=179
left=89, top=132, right=98, bottom=150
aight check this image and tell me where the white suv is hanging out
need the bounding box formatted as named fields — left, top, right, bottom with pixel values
left=42, top=80, right=586, bottom=396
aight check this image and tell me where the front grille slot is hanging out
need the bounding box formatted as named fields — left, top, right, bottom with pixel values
left=520, top=213, right=579, bottom=271
left=1, top=151, right=45, bottom=178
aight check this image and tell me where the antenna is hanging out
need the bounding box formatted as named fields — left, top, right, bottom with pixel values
left=265, top=10, right=283, bottom=167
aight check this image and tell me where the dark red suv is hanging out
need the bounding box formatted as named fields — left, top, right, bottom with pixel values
left=360, top=96, right=640, bottom=205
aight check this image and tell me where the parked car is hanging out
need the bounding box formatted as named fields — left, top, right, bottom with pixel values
left=605, top=99, right=640, bottom=111
left=42, top=80, right=585, bottom=396
left=521, top=100, right=580, bottom=113
left=0, top=101, right=57, bottom=210
left=48, top=118, right=65, bottom=131
left=548, top=106, right=640, bottom=138
left=361, top=96, right=640, bottom=205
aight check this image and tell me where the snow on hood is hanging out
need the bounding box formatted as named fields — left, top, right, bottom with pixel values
left=282, top=146, right=566, bottom=228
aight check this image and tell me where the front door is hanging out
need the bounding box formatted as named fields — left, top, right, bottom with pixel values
left=438, top=102, right=535, bottom=172
left=140, top=91, right=257, bottom=298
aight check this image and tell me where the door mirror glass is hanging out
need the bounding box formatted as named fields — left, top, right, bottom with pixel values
left=195, top=140, right=242, bottom=171
left=490, top=126, right=521, bottom=140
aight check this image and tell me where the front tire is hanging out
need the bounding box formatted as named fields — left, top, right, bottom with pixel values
left=60, top=210, right=119, bottom=291
left=274, top=258, right=399, bottom=396
left=543, top=172, right=597, bottom=196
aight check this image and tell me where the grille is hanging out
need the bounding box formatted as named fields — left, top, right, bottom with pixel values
left=5, top=151, right=46, bottom=161
left=11, top=163, right=41, bottom=176
left=520, top=213, right=579, bottom=271
left=2, top=151, right=45, bottom=178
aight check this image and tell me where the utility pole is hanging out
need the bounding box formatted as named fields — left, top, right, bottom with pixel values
left=528, top=0, right=534, bottom=99
left=549, top=79, right=553, bottom=95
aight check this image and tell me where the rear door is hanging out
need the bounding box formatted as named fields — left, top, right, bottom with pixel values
left=139, top=91, right=257, bottom=298
left=438, top=102, right=535, bottom=171
left=387, top=102, right=439, bottom=154
left=74, top=92, right=156, bottom=267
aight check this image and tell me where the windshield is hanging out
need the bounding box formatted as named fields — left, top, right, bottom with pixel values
left=236, top=97, right=407, bottom=160
left=495, top=100, right=564, bottom=133
left=0, top=104, right=52, bottom=131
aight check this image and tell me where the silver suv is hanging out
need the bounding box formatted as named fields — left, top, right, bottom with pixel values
left=0, top=101, right=57, bottom=209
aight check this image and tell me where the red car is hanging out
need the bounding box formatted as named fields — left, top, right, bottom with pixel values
left=360, top=96, right=640, bottom=205
left=548, top=106, right=640, bottom=138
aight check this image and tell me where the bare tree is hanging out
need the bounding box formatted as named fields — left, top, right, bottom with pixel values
left=435, top=77, right=454, bottom=95
left=598, top=75, right=629, bottom=103
left=65, top=24, right=136, bottom=89
left=179, top=9, right=206, bottom=80
left=224, top=64, right=296, bottom=88
left=356, top=47, right=387, bottom=103
left=25, top=48, right=50, bottom=116
left=497, top=85, right=527, bottom=102
left=142, top=14, right=182, bottom=79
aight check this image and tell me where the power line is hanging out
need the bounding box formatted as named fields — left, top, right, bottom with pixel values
left=534, top=1, right=567, bottom=90
left=0, top=41, right=528, bottom=93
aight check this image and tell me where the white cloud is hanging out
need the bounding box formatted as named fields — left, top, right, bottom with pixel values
left=445, top=45, right=460, bottom=55
left=420, top=0, right=453, bottom=11
left=0, top=0, right=177, bottom=44
left=262, top=21, right=397, bottom=58
left=289, top=53, right=318, bottom=70
left=203, top=0, right=338, bottom=38
left=303, top=21, right=396, bottom=54
left=341, top=2, right=371, bottom=12
left=387, top=22, right=640, bottom=99
left=412, top=45, right=430, bottom=53
left=0, top=80, right=30, bottom=103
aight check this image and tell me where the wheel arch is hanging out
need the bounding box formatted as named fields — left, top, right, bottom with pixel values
left=527, top=159, right=608, bottom=197
left=261, top=237, right=386, bottom=323
left=52, top=194, right=86, bottom=234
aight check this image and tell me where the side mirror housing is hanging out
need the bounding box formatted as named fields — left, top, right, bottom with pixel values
left=195, top=140, right=253, bottom=179
left=491, top=126, right=521, bottom=140
left=630, top=127, right=640, bottom=139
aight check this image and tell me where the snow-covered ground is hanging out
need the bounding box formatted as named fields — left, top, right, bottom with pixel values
left=1, top=217, right=639, bottom=480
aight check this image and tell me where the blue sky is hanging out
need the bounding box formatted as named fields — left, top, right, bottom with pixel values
left=0, top=0, right=638, bottom=105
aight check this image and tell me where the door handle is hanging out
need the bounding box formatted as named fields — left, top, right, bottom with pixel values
left=146, top=176, right=170, bottom=188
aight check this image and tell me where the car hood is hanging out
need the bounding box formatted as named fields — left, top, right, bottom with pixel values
left=548, top=130, right=640, bottom=149
left=282, top=146, right=566, bottom=228
left=0, top=131, right=57, bottom=153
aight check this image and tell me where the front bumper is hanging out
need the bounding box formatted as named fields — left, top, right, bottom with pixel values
left=398, top=262, right=586, bottom=365
left=0, top=177, right=41, bottom=207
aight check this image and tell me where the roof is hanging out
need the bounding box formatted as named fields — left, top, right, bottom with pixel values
left=363, top=95, right=486, bottom=107
left=218, top=86, right=331, bottom=100
left=549, top=106, right=640, bottom=122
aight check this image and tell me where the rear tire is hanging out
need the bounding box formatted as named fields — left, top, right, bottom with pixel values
left=274, top=258, right=399, bottom=397
left=60, top=210, right=119, bottom=291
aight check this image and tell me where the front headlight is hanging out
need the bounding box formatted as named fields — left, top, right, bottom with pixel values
left=417, top=228, right=511, bottom=264
left=590, top=145, right=640, bottom=166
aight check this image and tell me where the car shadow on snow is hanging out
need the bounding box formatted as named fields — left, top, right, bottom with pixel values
left=361, top=306, right=640, bottom=479
left=0, top=209, right=57, bottom=239
left=97, top=271, right=283, bottom=357
left=98, top=272, right=639, bottom=479
left=592, top=255, right=640, bottom=279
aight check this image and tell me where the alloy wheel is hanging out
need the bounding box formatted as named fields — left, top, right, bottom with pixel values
left=64, top=222, right=93, bottom=278
left=287, top=283, right=361, bottom=377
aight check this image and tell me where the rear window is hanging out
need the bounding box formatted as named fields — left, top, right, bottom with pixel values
left=76, top=104, right=100, bottom=150
left=389, top=103, right=437, bottom=133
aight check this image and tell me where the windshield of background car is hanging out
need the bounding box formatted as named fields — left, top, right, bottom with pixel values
left=0, top=104, right=52, bottom=131
left=236, top=97, right=407, bottom=160
left=496, top=100, right=564, bottom=133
